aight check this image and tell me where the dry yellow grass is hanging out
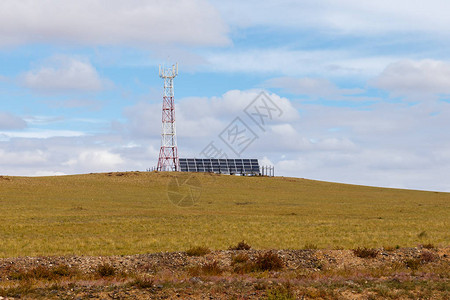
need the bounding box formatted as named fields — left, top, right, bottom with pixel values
left=0, top=172, right=448, bottom=257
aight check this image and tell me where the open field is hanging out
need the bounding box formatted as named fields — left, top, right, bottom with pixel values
left=0, top=172, right=449, bottom=257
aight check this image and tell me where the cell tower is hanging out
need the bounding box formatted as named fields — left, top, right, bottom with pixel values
left=157, top=63, right=179, bottom=171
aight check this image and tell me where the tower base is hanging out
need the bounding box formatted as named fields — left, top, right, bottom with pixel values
left=157, top=146, right=179, bottom=171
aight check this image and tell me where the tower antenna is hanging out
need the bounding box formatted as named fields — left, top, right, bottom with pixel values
left=157, top=63, right=179, bottom=171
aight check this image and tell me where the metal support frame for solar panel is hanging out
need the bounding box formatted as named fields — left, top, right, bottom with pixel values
left=179, top=158, right=260, bottom=175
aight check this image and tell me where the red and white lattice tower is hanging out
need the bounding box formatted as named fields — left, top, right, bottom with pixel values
left=157, top=63, right=179, bottom=171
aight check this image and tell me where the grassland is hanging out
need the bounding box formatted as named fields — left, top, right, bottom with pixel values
left=0, top=172, right=448, bottom=257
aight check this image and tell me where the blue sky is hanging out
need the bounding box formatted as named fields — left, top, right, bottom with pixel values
left=1, top=0, right=450, bottom=191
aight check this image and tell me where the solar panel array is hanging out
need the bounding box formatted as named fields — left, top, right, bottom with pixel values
left=179, top=158, right=260, bottom=175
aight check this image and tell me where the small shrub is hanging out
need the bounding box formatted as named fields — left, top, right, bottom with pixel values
left=188, top=261, right=223, bottom=276
left=1, top=282, right=33, bottom=297
left=96, top=263, right=116, bottom=277
left=131, top=276, right=154, bottom=288
left=265, top=283, right=295, bottom=300
left=254, top=251, right=284, bottom=271
left=186, top=246, right=210, bottom=257
left=52, top=264, right=77, bottom=277
left=229, top=240, right=251, bottom=251
left=303, top=243, right=318, bottom=250
left=373, top=284, right=392, bottom=298
left=29, top=265, right=55, bottom=280
left=231, top=253, right=252, bottom=274
left=187, top=265, right=202, bottom=277
left=353, top=247, right=379, bottom=258
left=8, top=270, right=26, bottom=281
left=390, top=261, right=405, bottom=271
left=232, top=253, right=249, bottom=264
left=254, top=280, right=268, bottom=290
left=420, top=250, right=438, bottom=263
left=418, top=231, right=427, bottom=238
left=8, top=264, right=78, bottom=281
left=405, top=258, right=421, bottom=270
left=383, top=245, right=396, bottom=251
left=232, top=252, right=284, bottom=273
left=201, top=260, right=223, bottom=275
left=233, top=262, right=254, bottom=274
left=422, top=243, right=435, bottom=250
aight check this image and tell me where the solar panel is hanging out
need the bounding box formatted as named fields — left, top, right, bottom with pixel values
left=178, top=158, right=260, bottom=175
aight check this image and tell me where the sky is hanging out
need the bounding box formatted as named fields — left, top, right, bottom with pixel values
left=1, top=0, right=450, bottom=192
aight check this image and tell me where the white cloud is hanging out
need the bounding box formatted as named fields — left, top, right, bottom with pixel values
left=179, top=90, right=298, bottom=123
left=22, top=56, right=107, bottom=93
left=0, top=135, right=158, bottom=176
left=0, top=128, right=85, bottom=140
left=275, top=145, right=450, bottom=192
left=253, top=123, right=358, bottom=154
left=33, top=171, right=66, bottom=176
left=122, top=89, right=299, bottom=141
left=212, top=0, right=450, bottom=36
left=0, top=112, right=27, bottom=130
left=64, top=150, right=124, bottom=171
left=122, top=102, right=162, bottom=139
left=265, top=100, right=450, bottom=191
left=264, top=77, right=364, bottom=99
left=372, top=59, right=450, bottom=99
left=204, top=48, right=396, bottom=77
left=0, top=0, right=229, bottom=48
left=0, top=149, right=49, bottom=165
left=23, top=115, right=65, bottom=125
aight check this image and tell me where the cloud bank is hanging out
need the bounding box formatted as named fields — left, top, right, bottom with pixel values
left=0, top=0, right=229, bottom=47
left=213, top=0, right=450, bottom=35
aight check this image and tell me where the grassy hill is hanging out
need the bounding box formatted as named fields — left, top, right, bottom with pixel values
left=0, top=172, right=448, bottom=257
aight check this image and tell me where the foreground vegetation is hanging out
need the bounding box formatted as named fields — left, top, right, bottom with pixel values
left=0, top=245, right=448, bottom=299
left=0, top=172, right=448, bottom=257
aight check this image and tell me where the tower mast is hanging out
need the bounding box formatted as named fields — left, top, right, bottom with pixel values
left=157, top=63, right=179, bottom=171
